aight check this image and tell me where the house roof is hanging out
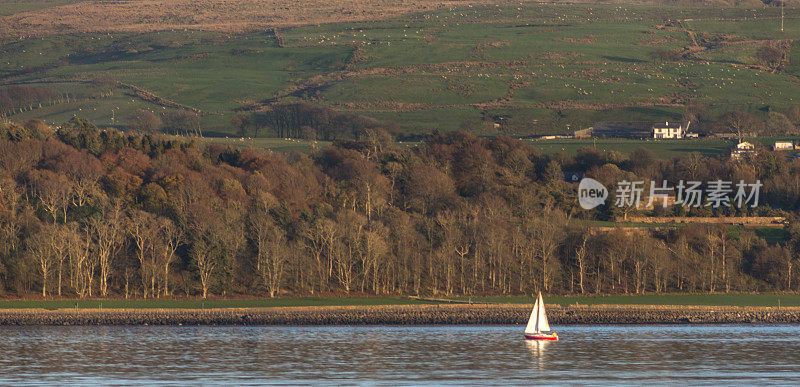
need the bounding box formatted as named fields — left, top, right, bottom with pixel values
left=652, top=121, right=682, bottom=129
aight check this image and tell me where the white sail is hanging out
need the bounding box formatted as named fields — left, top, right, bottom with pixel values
left=524, top=294, right=540, bottom=334
left=536, top=292, right=551, bottom=332
left=525, top=292, right=551, bottom=334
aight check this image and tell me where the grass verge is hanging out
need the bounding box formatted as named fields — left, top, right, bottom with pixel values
left=1, top=293, right=798, bottom=310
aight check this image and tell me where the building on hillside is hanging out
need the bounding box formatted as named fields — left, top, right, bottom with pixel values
left=592, top=121, right=692, bottom=139
left=564, top=171, right=584, bottom=183
left=592, top=121, right=654, bottom=138
left=774, top=141, right=794, bottom=151
left=538, top=135, right=572, bottom=140
left=731, top=141, right=757, bottom=160
left=652, top=121, right=689, bottom=139
left=573, top=127, right=593, bottom=138
left=685, top=132, right=699, bottom=138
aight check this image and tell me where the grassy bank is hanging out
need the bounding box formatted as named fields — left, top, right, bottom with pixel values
left=528, top=138, right=735, bottom=158
left=1, top=293, right=798, bottom=310
left=0, top=297, right=437, bottom=310
left=465, top=293, right=800, bottom=307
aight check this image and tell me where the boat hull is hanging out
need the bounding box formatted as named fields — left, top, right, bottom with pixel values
left=524, top=333, right=559, bottom=341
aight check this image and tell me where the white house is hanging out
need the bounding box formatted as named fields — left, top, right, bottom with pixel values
left=731, top=141, right=756, bottom=159
left=652, top=121, right=689, bottom=139
left=774, top=141, right=794, bottom=151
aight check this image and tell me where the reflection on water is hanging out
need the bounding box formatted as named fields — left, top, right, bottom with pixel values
left=525, top=339, right=551, bottom=371
left=0, top=325, right=799, bottom=384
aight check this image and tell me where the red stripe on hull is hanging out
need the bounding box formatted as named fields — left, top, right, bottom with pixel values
left=524, top=334, right=559, bottom=341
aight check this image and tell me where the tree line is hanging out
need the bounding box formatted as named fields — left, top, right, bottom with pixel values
left=0, top=86, right=65, bottom=117
left=1, top=116, right=800, bottom=299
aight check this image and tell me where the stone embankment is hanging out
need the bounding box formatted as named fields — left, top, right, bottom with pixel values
left=0, top=304, right=799, bottom=325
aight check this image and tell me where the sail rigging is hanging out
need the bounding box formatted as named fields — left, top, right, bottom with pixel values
left=525, top=292, right=550, bottom=333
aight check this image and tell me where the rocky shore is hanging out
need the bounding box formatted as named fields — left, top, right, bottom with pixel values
left=0, top=304, right=799, bottom=325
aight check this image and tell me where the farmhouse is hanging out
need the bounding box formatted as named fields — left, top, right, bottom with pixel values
left=774, top=141, right=794, bottom=151
left=592, top=121, right=693, bottom=139
left=652, top=121, right=688, bottom=139
left=731, top=141, right=756, bottom=160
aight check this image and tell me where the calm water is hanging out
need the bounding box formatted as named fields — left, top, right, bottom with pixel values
left=1, top=325, right=799, bottom=385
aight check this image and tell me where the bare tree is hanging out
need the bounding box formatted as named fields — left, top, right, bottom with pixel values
left=191, top=236, right=216, bottom=299
left=532, top=209, right=565, bottom=292
left=302, top=218, right=330, bottom=293
left=364, top=225, right=389, bottom=294
left=66, top=224, right=91, bottom=297
left=575, top=231, right=589, bottom=294
left=436, top=210, right=459, bottom=296
left=128, top=109, right=163, bottom=134
left=251, top=215, right=288, bottom=298
left=157, top=217, right=183, bottom=296
left=756, top=41, right=790, bottom=73
left=0, top=177, right=24, bottom=255
left=30, top=170, right=72, bottom=223
left=65, top=152, right=104, bottom=207
left=723, top=110, right=758, bottom=142
left=90, top=202, right=124, bottom=297
left=88, top=76, right=117, bottom=98
left=336, top=211, right=364, bottom=294
left=127, top=210, right=159, bottom=298
left=47, top=224, right=71, bottom=296
left=28, top=226, right=53, bottom=297
left=723, top=111, right=758, bottom=142
left=163, top=110, right=202, bottom=137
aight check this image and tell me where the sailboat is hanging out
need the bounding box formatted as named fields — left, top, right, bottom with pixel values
left=524, top=292, right=558, bottom=341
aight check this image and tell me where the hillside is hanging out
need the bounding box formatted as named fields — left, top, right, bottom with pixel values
left=0, top=1, right=798, bottom=137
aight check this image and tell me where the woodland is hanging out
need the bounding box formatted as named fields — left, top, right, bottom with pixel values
left=1, top=117, right=799, bottom=299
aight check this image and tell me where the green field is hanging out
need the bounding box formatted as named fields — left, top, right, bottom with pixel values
left=464, top=293, right=800, bottom=307
left=1, top=3, right=799, bottom=137
left=0, top=297, right=436, bottom=310
left=200, top=136, right=757, bottom=157
left=0, top=0, right=79, bottom=16
left=0, top=294, right=798, bottom=309
left=529, top=138, right=737, bottom=157
left=194, top=137, right=332, bottom=153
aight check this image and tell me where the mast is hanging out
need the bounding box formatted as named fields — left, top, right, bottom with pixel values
left=537, top=292, right=551, bottom=332
left=525, top=292, right=551, bottom=333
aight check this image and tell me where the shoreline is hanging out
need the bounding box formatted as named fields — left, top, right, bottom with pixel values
left=0, top=304, right=799, bottom=325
